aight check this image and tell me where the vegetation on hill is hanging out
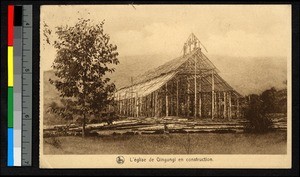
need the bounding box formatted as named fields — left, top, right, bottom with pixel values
left=244, top=87, right=287, bottom=133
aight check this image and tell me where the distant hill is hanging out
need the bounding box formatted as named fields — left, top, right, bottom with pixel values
left=107, top=54, right=173, bottom=89
left=209, top=55, right=287, bottom=95
left=43, top=54, right=287, bottom=125
left=44, top=54, right=287, bottom=96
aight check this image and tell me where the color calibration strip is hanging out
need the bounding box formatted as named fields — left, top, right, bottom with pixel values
left=8, top=4, right=15, bottom=167
left=7, top=5, right=32, bottom=166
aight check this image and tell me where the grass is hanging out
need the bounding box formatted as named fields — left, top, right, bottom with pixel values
left=44, top=131, right=287, bottom=155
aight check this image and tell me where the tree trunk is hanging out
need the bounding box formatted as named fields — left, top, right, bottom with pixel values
left=82, top=60, right=87, bottom=138
left=82, top=113, right=86, bottom=137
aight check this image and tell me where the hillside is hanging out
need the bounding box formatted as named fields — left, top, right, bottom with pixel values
left=107, top=54, right=173, bottom=89
left=43, top=54, right=287, bottom=125
left=209, top=55, right=287, bottom=95
left=44, top=54, right=287, bottom=96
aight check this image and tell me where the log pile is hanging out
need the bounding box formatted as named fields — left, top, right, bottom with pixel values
left=43, top=115, right=287, bottom=137
left=271, top=116, right=287, bottom=130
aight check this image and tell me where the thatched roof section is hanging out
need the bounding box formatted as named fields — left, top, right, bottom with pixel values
left=115, top=48, right=241, bottom=99
left=126, top=49, right=198, bottom=88
left=121, top=48, right=217, bottom=89
left=115, top=72, right=177, bottom=100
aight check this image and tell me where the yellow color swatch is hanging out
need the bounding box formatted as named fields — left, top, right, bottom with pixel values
left=8, top=46, right=14, bottom=87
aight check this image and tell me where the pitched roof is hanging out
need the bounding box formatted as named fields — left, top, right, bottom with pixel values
left=126, top=49, right=198, bottom=88
left=120, top=48, right=217, bottom=89
left=115, top=72, right=177, bottom=100
left=115, top=48, right=241, bottom=99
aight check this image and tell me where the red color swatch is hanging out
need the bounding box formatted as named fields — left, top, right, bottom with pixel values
left=8, top=5, right=14, bottom=46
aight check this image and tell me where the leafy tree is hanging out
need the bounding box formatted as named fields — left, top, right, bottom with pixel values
left=244, top=94, right=272, bottom=133
left=48, top=19, right=119, bottom=137
left=260, top=87, right=277, bottom=114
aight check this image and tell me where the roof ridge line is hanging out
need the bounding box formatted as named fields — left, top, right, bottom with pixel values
left=117, top=49, right=200, bottom=90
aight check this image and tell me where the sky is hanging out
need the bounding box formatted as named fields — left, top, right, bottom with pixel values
left=40, top=5, right=291, bottom=72
left=40, top=5, right=291, bottom=96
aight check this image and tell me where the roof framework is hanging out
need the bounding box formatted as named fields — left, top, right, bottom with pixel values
left=115, top=48, right=241, bottom=100
left=114, top=34, right=242, bottom=119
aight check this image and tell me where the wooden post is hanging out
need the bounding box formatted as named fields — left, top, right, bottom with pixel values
left=119, top=94, right=121, bottom=115
left=176, top=79, right=179, bottom=116
left=155, top=91, right=158, bottom=117
left=127, top=94, right=129, bottom=117
left=125, top=99, right=127, bottom=116
left=223, top=92, right=226, bottom=119
left=118, top=93, right=121, bottom=114
left=153, top=92, right=156, bottom=117
left=123, top=100, right=125, bottom=115
left=130, top=77, right=133, bottom=117
left=128, top=98, right=130, bottom=117
left=170, top=96, right=173, bottom=116
left=151, top=92, right=154, bottom=117
left=214, top=92, right=217, bottom=117
left=199, top=77, right=202, bottom=118
left=166, top=83, right=169, bottom=117
left=218, top=92, right=222, bottom=118
left=117, top=93, right=120, bottom=114
left=229, top=92, right=232, bottom=119
left=150, top=95, right=153, bottom=117
left=139, top=97, right=141, bottom=117
left=131, top=98, right=133, bottom=117
left=157, top=93, right=163, bottom=117
left=127, top=98, right=129, bottom=117
left=120, top=99, right=122, bottom=115
left=143, top=97, right=145, bottom=117
left=125, top=92, right=128, bottom=116
left=148, top=96, right=150, bottom=117
left=144, top=97, right=146, bottom=117
left=211, top=70, right=215, bottom=119
left=123, top=96, right=126, bottom=116
left=194, top=56, right=197, bottom=118
left=129, top=98, right=131, bottom=117
left=123, top=93, right=126, bottom=116
left=141, top=97, right=144, bottom=117
left=146, top=96, right=149, bottom=117
left=132, top=98, right=134, bottom=117
left=145, top=96, right=147, bottom=117
left=187, top=78, right=190, bottom=117
left=122, top=99, right=124, bottom=115
left=149, top=94, right=151, bottom=117
left=236, top=97, right=240, bottom=118
left=124, top=99, right=126, bottom=116
left=133, top=98, right=135, bottom=117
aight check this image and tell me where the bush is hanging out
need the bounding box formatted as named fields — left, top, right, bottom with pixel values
left=244, top=94, right=273, bottom=133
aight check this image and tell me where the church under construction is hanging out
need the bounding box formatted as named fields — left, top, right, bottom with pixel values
left=114, top=34, right=242, bottom=119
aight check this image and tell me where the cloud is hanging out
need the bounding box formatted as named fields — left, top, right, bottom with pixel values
left=40, top=5, right=291, bottom=71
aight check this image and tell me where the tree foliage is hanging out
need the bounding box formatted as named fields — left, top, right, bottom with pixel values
left=260, top=87, right=277, bottom=114
left=244, top=88, right=279, bottom=133
left=244, top=87, right=288, bottom=133
left=48, top=18, right=119, bottom=136
left=244, top=94, right=273, bottom=133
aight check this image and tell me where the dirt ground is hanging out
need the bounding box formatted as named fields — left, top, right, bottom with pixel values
left=44, top=131, right=287, bottom=155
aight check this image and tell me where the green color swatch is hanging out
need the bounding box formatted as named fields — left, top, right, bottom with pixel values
left=8, top=87, right=13, bottom=128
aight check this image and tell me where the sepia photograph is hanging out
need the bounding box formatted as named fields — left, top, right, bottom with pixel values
left=39, top=5, right=291, bottom=168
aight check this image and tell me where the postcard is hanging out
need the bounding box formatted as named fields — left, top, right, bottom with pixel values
left=40, top=4, right=291, bottom=168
